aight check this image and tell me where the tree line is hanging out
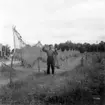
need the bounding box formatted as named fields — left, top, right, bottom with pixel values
left=54, top=41, right=105, bottom=53
left=11, top=40, right=105, bottom=55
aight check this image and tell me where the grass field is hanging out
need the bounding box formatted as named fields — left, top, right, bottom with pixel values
left=0, top=52, right=105, bottom=105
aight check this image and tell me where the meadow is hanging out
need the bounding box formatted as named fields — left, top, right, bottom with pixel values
left=0, top=51, right=105, bottom=105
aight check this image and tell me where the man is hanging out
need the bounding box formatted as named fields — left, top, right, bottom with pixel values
left=42, top=45, right=57, bottom=75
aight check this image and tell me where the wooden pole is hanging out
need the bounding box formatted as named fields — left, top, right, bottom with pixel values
left=38, top=58, right=40, bottom=72
left=11, top=25, right=17, bottom=66
left=9, top=25, right=16, bottom=87
left=10, top=55, right=14, bottom=86
left=81, top=57, right=84, bottom=66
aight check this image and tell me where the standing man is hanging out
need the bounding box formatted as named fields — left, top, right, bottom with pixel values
left=42, top=45, right=57, bottom=75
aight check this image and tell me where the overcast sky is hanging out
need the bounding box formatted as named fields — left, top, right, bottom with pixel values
left=0, top=0, right=105, bottom=48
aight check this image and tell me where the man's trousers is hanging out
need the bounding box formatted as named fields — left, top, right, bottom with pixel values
left=47, top=57, right=55, bottom=74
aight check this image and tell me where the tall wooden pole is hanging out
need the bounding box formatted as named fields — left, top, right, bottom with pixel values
left=11, top=26, right=16, bottom=67
left=10, top=55, right=14, bottom=86
left=9, top=25, right=16, bottom=86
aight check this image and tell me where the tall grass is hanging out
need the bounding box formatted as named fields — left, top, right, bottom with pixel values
left=0, top=53, right=105, bottom=105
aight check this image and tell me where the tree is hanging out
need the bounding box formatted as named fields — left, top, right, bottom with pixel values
left=55, top=40, right=105, bottom=53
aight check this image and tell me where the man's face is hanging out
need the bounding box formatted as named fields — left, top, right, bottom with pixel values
left=49, top=46, right=52, bottom=50
left=49, top=45, right=53, bottom=50
left=51, top=46, right=53, bottom=49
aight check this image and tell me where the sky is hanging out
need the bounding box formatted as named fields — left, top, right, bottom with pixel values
left=0, top=0, right=105, bottom=48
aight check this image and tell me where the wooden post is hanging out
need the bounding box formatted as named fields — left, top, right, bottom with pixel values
left=9, top=55, right=14, bottom=87
left=9, top=25, right=16, bottom=87
left=81, top=57, right=84, bottom=66
left=37, top=58, right=40, bottom=72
